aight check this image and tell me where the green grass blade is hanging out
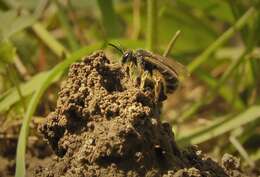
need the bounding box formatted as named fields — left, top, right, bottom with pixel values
left=229, top=136, right=255, bottom=167
left=179, top=0, right=234, bottom=23
left=15, top=43, right=103, bottom=177
left=132, top=0, right=141, bottom=39
left=197, top=69, right=245, bottom=110
left=188, top=7, right=255, bottom=73
left=0, top=71, right=55, bottom=113
left=54, top=0, right=80, bottom=51
left=177, top=105, right=260, bottom=146
left=97, top=0, right=120, bottom=38
left=251, top=149, right=260, bottom=162
left=216, top=50, right=248, bottom=89
left=163, top=30, right=181, bottom=57
left=227, top=0, right=249, bottom=44
left=178, top=101, right=204, bottom=122
left=178, top=69, right=245, bottom=121
left=226, top=119, right=260, bottom=153
left=32, top=23, right=69, bottom=57
left=217, top=11, right=260, bottom=89
left=0, top=0, right=47, bottom=41
left=0, top=10, right=36, bottom=41
left=0, top=22, right=67, bottom=113
left=146, top=0, right=157, bottom=51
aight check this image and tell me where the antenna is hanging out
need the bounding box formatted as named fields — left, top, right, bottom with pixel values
left=108, top=43, right=124, bottom=55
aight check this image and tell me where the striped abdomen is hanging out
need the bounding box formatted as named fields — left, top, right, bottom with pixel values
left=159, top=69, right=179, bottom=93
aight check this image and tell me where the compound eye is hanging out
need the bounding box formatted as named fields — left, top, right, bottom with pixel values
left=122, top=53, right=130, bottom=63
left=123, top=53, right=129, bottom=59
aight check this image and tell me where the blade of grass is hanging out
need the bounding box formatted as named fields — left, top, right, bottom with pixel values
left=6, top=65, right=26, bottom=112
left=197, top=69, right=245, bottom=110
left=177, top=68, right=245, bottom=122
left=54, top=0, right=80, bottom=51
left=1, top=20, right=68, bottom=112
left=178, top=101, right=204, bottom=122
left=251, top=149, right=260, bottom=162
left=97, top=0, right=120, bottom=38
left=158, top=5, right=217, bottom=53
left=15, top=43, right=103, bottom=177
left=32, top=23, right=69, bottom=57
left=188, top=7, right=255, bottom=73
left=204, top=23, right=257, bottom=108
left=132, top=0, right=141, bottom=39
left=177, top=105, right=260, bottom=146
left=174, top=2, right=218, bottom=38
left=226, top=119, right=260, bottom=153
left=227, top=0, right=249, bottom=44
left=163, top=30, right=181, bottom=57
left=34, top=0, right=49, bottom=19
left=0, top=71, right=58, bottom=113
left=179, top=46, right=251, bottom=120
left=178, top=0, right=234, bottom=23
left=0, top=10, right=36, bottom=41
left=0, top=40, right=26, bottom=112
left=146, top=0, right=157, bottom=51
left=217, top=8, right=260, bottom=87
left=229, top=136, right=255, bottom=167
left=0, top=0, right=47, bottom=41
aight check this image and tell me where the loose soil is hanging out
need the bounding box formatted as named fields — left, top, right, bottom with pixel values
left=0, top=51, right=254, bottom=177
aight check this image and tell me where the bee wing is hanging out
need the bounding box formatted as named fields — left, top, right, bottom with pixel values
left=153, top=53, right=190, bottom=81
left=136, top=49, right=189, bottom=81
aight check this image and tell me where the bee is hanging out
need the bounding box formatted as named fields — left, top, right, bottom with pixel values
left=108, top=44, right=189, bottom=102
left=122, top=49, right=188, bottom=101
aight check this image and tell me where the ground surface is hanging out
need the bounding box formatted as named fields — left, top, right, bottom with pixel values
left=0, top=51, right=251, bottom=177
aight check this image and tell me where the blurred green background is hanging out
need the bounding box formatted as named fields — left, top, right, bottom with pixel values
left=0, top=0, right=259, bottom=176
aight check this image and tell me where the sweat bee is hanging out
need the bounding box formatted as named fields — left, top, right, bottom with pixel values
left=109, top=44, right=189, bottom=102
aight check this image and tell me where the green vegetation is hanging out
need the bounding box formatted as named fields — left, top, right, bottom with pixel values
left=0, top=0, right=259, bottom=176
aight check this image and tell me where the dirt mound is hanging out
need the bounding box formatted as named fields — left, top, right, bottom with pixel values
left=35, top=51, right=246, bottom=177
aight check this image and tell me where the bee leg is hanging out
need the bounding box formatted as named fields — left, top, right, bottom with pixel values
left=129, top=63, right=139, bottom=83
left=121, top=62, right=130, bottom=76
left=156, top=79, right=168, bottom=102
left=140, top=71, right=150, bottom=90
left=154, top=77, right=162, bottom=102
left=153, top=72, right=167, bottom=102
left=109, top=63, right=121, bottom=70
left=129, top=62, right=135, bottom=77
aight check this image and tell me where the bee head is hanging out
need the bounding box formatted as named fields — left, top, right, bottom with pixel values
left=107, top=43, right=137, bottom=65
left=122, top=50, right=133, bottom=64
left=123, top=50, right=138, bottom=66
